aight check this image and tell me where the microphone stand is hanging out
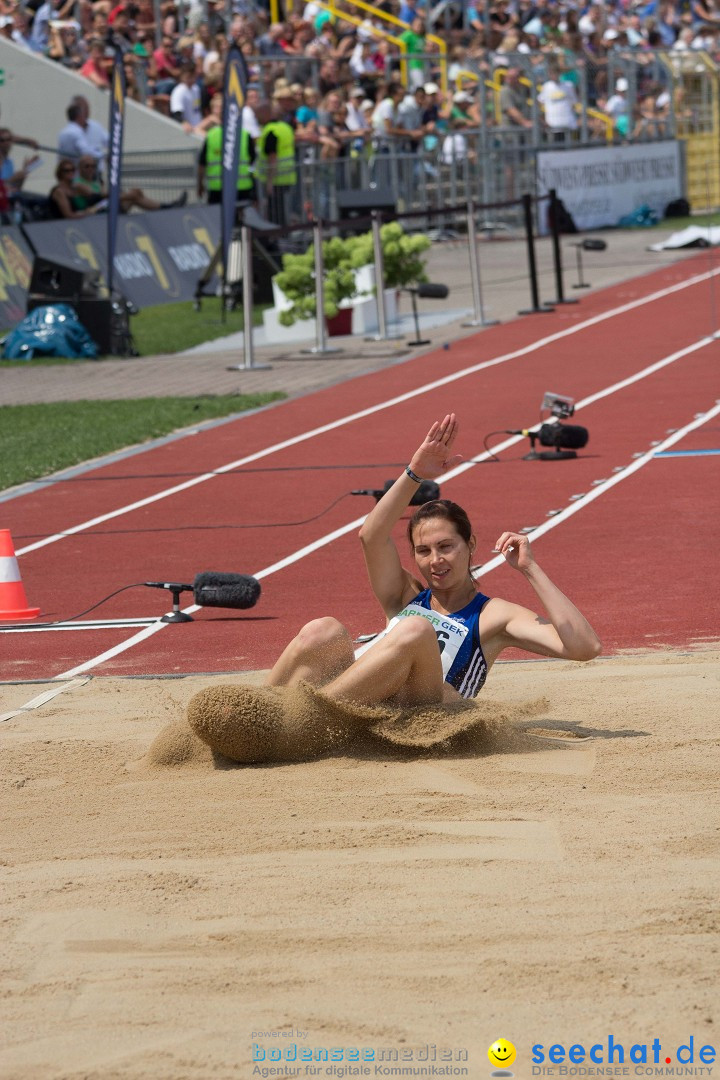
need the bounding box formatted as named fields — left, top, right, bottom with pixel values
left=160, top=585, right=194, bottom=623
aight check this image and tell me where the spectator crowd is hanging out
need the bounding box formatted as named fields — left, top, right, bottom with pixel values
left=1, top=0, right=716, bottom=222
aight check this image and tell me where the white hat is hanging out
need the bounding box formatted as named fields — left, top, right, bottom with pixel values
left=453, top=91, right=472, bottom=104
left=424, top=81, right=440, bottom=94
left=0, top=15, right=13, bottom=26
left=616, top=77, right=629, bottom=91
left=603, top=28, right=619, bottom=40
left=350, top=85, right=365, bottom=96
left=360, top=98, right=375, bottom=110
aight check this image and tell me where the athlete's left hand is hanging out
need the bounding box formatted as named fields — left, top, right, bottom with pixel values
left=493, top=531, right=536, bottom=573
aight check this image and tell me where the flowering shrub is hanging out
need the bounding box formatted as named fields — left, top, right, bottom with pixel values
left=274, top=223, right=431, bottom=326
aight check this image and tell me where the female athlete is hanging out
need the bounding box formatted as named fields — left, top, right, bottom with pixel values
left=265, top=413, right=601, bottom=708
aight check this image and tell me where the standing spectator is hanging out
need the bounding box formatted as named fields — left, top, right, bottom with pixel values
left=371, top=82, right=406, bottom=148
left=256, top=100, right=297, bottom=227
left=243, top=86, right=262, bottom=140
left=400, top=17, right=427, bottom=89
left=0, top=127, right=40, bottom=196
left=57, top=96, right=109, bottom=171
left=603, top=76, right=629, bottom=122
left=169, top=62, right=202, bottom=129
left=498, top=66, right=533, bottom=129
left=538, top=61, right=578, bottom=139
left=197, top=97, right=255, bottom=204
left=397, top=84, right=427, bottom=148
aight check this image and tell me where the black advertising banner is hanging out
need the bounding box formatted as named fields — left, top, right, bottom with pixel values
left=0, top=227, right=35, bottom=330
left=107, top=50, right=127, bottom=294
left=21, top=205, right=222, bottom=312
left=221, top=45, right=248, bottom=274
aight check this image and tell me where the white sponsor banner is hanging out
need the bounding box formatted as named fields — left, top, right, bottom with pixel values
left=537, top=141, right=682, bottom=231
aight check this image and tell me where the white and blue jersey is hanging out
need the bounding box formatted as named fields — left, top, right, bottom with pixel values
left=356, top=588, right=490, bottom=698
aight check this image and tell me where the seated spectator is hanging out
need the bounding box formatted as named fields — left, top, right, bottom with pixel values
left=154, top=33, right=181, bottom=94
left=170, top=62, right=202, bottom=130
left=47, top=20, right=87, bottom=70
left=449, top=90, right=478, bottom=129
left=49, top=157, right=186, bottom=219
left=31, top=0, right=75, bottom=53
left=79, top=37, right=111, bottom=88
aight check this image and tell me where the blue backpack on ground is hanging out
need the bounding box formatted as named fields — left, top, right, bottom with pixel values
left=1, top=304, right=99, bottom=361
left=617, top=204, right=660, bottom=228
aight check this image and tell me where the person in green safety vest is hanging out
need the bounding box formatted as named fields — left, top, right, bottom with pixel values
left=255, top=100, right=298, bottom=226
left=197, top=95, right=256, bottom=204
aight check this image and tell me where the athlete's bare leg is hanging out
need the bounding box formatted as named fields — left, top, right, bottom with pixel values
left=322, top=616, right=445, bottom=707
left=265, top=617, right=356, bottom=688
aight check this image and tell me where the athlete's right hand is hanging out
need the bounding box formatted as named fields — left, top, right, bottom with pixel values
left=409, top=413, right=463, bottom=480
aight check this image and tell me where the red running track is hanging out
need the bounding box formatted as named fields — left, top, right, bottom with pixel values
left=2, top=253, right=720, bottom=681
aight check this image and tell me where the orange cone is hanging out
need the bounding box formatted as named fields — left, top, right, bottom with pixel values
left=0, top=529, right=40, bottom=621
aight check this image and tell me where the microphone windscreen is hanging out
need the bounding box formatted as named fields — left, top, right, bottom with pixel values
left=193, top=571, right=261, bottom=610
left=539, top=423, right=589, bottom=450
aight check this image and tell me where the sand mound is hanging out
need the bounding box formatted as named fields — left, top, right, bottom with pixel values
left=144, top=717, right=216, bottom=768
left=179, top=680, right=536, bottom=764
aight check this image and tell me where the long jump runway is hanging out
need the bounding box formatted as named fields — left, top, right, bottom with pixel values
left=3, top=253, right=720, bottom=682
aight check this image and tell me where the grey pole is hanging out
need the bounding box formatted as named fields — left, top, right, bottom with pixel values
left=365, top=210, right=401, bottom=341
left=302, top=219, right=342, bottom=355
left=226, top=224, right=272, bottom=371
left=462, top=201, right=499, bottom=328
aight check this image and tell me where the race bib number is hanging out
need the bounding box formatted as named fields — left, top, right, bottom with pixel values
left=355, top=603, right=469, bottom=680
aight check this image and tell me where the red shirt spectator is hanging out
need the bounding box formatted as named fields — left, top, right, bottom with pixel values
left=153, top=37, right=181, bottom=81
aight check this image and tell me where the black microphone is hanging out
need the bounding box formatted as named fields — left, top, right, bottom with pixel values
left=192, top=571, right=261, bottom=610
left=351, top=487, right=384, bottom=497
left=145, top=580, right=194, bottom=591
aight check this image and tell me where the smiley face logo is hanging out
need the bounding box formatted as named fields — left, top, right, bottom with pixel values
left=488, top=1039, right=516, bottom=1071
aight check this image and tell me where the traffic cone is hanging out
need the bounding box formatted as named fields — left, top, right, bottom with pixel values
left=0, top=529, right=40, bottom=621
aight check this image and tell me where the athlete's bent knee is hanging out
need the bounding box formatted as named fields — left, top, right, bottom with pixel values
left=295, top=616, right=350, bottom=652
left=391, top=615, right=437, bottom=647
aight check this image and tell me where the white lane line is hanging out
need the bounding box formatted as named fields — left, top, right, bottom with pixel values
left=0, top=677, right=90, bottom=723
left=17, top=265, right=719, bottom=559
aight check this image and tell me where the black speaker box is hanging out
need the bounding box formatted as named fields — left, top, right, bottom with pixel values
left=336, top=188, right=396, bottom=221
left=29, top=257, right=101, bottom=302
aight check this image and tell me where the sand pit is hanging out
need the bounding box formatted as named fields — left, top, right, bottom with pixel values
left=2, top=652, right=719, bottom=1080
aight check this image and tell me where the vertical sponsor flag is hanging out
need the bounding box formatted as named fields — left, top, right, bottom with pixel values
left=107, top=49, right=126, bottom=294
left=221, top=45, right=249, bottom=274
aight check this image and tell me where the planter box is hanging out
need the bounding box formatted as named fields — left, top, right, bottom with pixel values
left=327, top=308, right=352, bottom=336
left=263, top=266, right=398, bottom=344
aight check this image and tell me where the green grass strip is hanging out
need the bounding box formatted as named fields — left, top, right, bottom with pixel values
left=0, top=393, right=285, bottom=492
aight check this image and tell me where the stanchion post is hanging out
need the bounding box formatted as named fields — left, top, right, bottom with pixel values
left=462, top=200, right=499, bottom=328
left=365, top=210, right=401, bottom=341
left=572, top=244, right=591, bottom=290
left=518, top=193, right=554, bottom=315
left=302, top=218, right=342, bottom=356
left=226, top=223, right=272, bottom=371
left=545, top=188, right=578, bottom=306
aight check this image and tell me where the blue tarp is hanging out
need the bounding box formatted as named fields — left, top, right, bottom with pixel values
left=1, top=304, right=99, bottom=361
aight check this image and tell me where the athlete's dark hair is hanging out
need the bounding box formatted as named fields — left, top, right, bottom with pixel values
left=407, top=499, right=473, bottom=547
